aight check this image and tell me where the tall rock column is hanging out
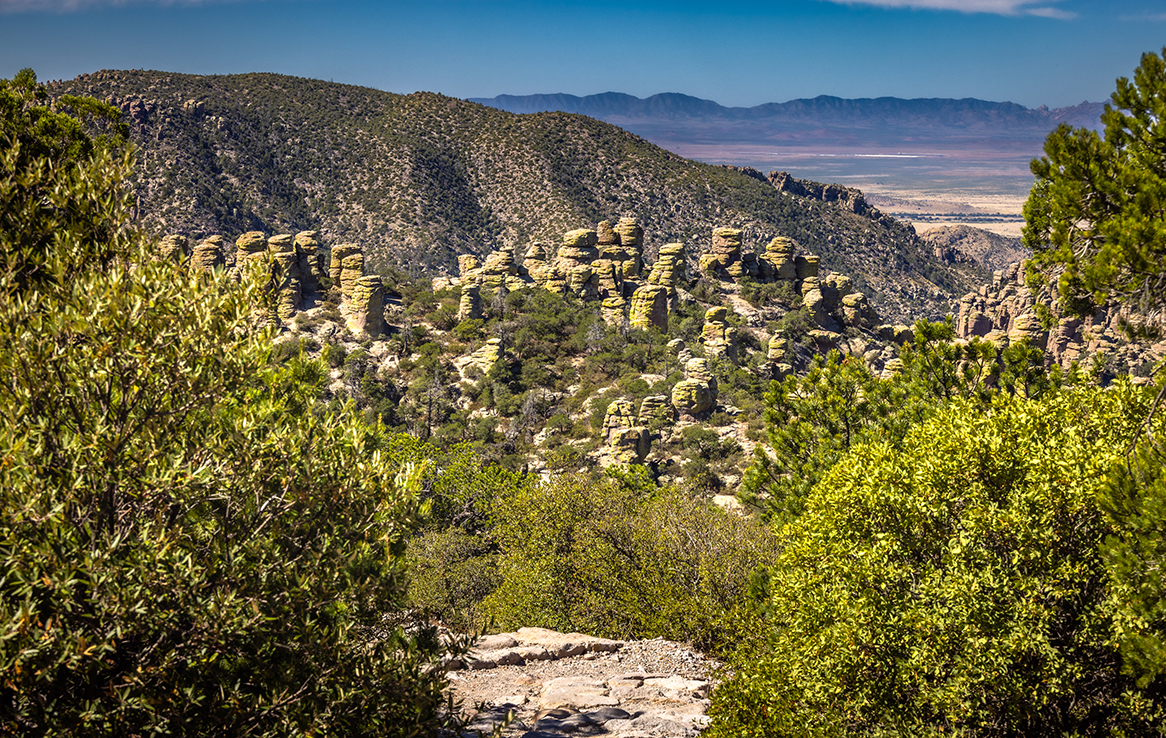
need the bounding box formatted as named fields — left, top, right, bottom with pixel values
left=614, top=217, right=644, bottom=279
left=339, top=251, right=365, bottom=301
left=602, top=398, right=650, bottom=465
left=629, top=284, right=669, bottom=331
left=294, top=231, right=321, bottom=295
left=647, top=243, right=686, bottom=297
left=671, top=357, right=718, bottom=421
left=347, top=275, right=385, bottom=337
left=556, top=229, right=600, bottom=299
left=701, top=306, right=738, bottom=363
left=329, top=243, right=361, bottom=284
left=268, top=234, right=302, bottom=320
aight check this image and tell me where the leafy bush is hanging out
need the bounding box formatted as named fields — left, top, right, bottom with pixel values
left=484, top=469, right=778, bottom=653
left=0, top=73, right=458, bottom=736
left=709, top=384, right=1165, bottom=736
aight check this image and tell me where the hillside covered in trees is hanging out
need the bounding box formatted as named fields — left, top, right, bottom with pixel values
left=6, top=46, right=1166, bottom=737
left=50, top=69, right=989, bottom=322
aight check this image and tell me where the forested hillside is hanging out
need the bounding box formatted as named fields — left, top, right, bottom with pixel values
left=51, top=69, right=986, bottom=321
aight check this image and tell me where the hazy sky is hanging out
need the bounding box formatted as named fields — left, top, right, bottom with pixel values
left=0, top=0, right=1162, bottom=108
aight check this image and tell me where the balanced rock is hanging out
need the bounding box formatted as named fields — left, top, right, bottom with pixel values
left=701, top=306, right=738, bottom=363
left=235, top=231, right=268, bottom=269
left=458, top=254, right=482, bottom=281
left=671, top=358, right=718, bottom=420
left=795, top=254, right=820, bottom=281
left=629, top=284, right=669, bottom=331
left=760, top=237, right=797, bottom=281
left=699, top=227, right=744, bottom=279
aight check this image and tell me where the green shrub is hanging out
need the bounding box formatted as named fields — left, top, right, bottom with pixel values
left=484, top=469, right=778, bottom=653
left=406, top=528, right=500, bottom=633
left=0, top=72, right=458, bottom=736
left=708, top=384, right=1165, bottom=736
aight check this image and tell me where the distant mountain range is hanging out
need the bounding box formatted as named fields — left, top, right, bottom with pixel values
left=469, top=92, right=1105, bottom=136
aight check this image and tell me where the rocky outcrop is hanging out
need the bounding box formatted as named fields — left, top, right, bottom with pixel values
left=294, top=230, right=322, bottom=295
left=955, top=262, right=1166, bottom=372
left=459, top=284, right=483, bottom=321
left=268, top=234, right=302, bottom=320
left=701, top=307, right=738, bottom=363
left=339, top=252, right=365, bottom=300
left=647, top=243, right=685, bottom=296
left=602, top=296, right=627, bottom=327
left=467, top=338, right=503, bottom=373
left=189, top=235, right=225, bottom=272
left=602, top=398, right=650, bottom=465
left=629, top=285, right=669, bottom=331
left=699, top=228, right=745, bottom=280
left=638, top=395, right=674, bottom=425
left=234, top=231, right=268, bottom=271
left=330, top=243, right=361, bottom=284
left=159, top=234, right=189, bottom=262
left=759, top=237, right=797, bottom=281
left=671, top=358, right=718, bottom=421
left=347, top=275, right=385, bottom=337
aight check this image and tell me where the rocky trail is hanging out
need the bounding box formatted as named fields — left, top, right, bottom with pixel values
left=447, top=628, right=720, bottom=738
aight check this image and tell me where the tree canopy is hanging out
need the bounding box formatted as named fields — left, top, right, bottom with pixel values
left=1023, top=47, right=1166, bottom=327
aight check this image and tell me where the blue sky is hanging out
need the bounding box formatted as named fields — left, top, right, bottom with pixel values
left=0, top=0, right=1162, bottom=108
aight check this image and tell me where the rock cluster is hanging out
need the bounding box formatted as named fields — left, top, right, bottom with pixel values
left=449, top=628, right=716, bottom=738
left=453, top=220, right=648, bottom=320
left=162, top=231, right=384, bottom=337
left=698, top=228, right=744, bottom=279
left=602, top=399, right=651, bottom=465
left=956, top=262, right=1166, bottom=371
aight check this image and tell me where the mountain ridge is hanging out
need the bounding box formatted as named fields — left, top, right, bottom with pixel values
left=470, top=91, right=1105, bottom=131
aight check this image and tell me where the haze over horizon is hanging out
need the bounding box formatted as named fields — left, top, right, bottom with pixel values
left=0, top=0, right=1162, bottom=110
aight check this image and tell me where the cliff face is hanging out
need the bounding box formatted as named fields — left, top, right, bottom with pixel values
left=54, top=69, right=987, bottom=322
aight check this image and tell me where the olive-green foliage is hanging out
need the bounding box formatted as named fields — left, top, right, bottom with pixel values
left=483, top=468, right=778, bottom=653
left=710, top=384, right=1166, bottom=737
left=1099, top=412, right=1166, bottom=686
left=1, top=68, right=130, bottom=296
left=1023, top=47, right=1166, bottom=326
left=741, top=350, right=912, bottom=524
left=406, top=528, right=500, bottom=634
left=0, top=75, right=455, bottom=736
left=743, top=320, right=1065, bottom=525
